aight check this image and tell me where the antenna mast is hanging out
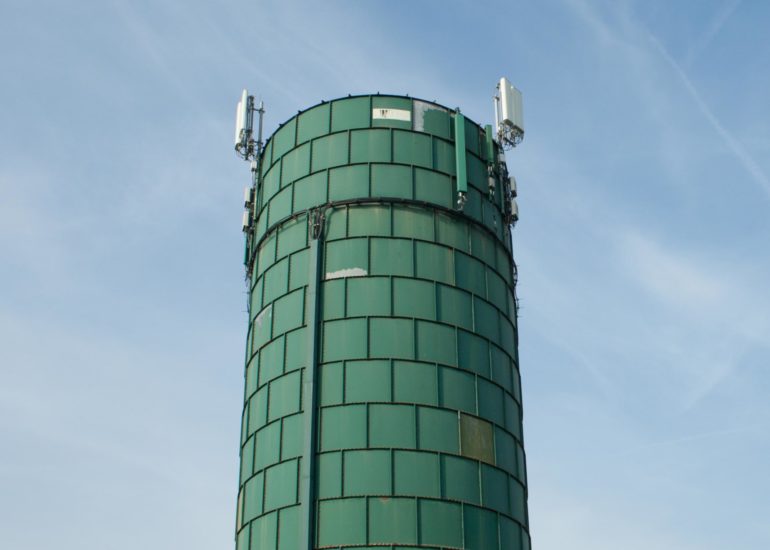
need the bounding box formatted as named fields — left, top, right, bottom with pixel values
left=235, top=89, right=265, bottom=162
left=491, top=77, right=524, bottom=226
left=494, top=77, right=524, bottom=149
left=235, top=90, right=265, bottom=239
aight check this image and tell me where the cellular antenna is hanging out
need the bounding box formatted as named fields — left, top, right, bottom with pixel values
left=494, top=77, right=524, bottom=149
left=489, top=78, right=523, bottom=226
left=235, top=89, right=265, bottom=161
left=234, top=89, right=266, bottom=235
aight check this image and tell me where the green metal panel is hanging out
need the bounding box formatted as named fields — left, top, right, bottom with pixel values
left=496, top=426, right=517, bottom=475
left=310, top=132, right=347, bottom=172
left=464, top=505, right=499, bottom=550
left=394, top=450, right=440, bottom=497
left=238, top=94, right=529, bottom=550
left=319, top=362, right=343, bottom=406
left=393, top=278, right=435, bottom=319
left=329, top=164, right=368, bottom=201
left=316, top=498, right=366, bottom=546
left=393, top=130, right=432, bottom=168
left=351, top=203, right=392, bottom=239
left=331, top=96, right=370, bottom=132
left=281, top=413, right=303, bottom=459
left=465, top=186, right=483, bottom=221
left=351, top=128, right=391, bottom=163
left=255, top=422, right=280, bottom=471
left=372, top=163, right=412, bottom=198
left=268, top=370, right=301, bottom=420
left=278, top=506, right=300, bottom=550
left=251, top=512, right=277, bottom=550
left=316, top=452, right=341, bottom=498
left=280, top=142, right=310, bottom=187
left=468, top=153, right=488, bottom=191
left=419, top=500, right=462, bottom=547
left=271, top=119, right=296, bottom=160
left=262, top=163, right=281, bottom=201
left=393, top=206, right=434, bottom=240
left=345, top=359, right=391, bottom=402
left=344, top=449, right=391, bottom=495
left=432, top=137, right=456, bottom=174
left=416, top=320, right=456, bottom=365
left=320, top=405, right=366, bottom=450
left=395, top=363, right=437, bottom=406
left=297, top=103, right=330, bottom=144
left=418, top=406, right=458, bottom=453
left=243, top=471, right=264, bottom=520
left=459, top=329, right=491, bottom=377
left=443, top=454, right=480, bottom=504
left=415, top=167, right=453, bottom=208
left=438, top=284, right=473, bottom=330
left=369, top=317, right=414, bottom=360
left=369, top=404, right=416, bottom=448
left=293, top=172, right=327, bottom=212
left=371, top=237, right=412, bottom=276
left=465, top=117, right=481, bottom=156
left=264, top=459, right=298, bottom=511
left=440, top=367, right=476, bottom=413
left=415, top=242, right=453, bottom=284
left=322, top=317, right=367, bottom=361
left=369, top=497, right=418, bottom=544
left=482, top=463, right=510, bottom=513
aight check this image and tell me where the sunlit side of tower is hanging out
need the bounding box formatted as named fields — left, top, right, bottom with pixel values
left=233, top=82, right=529, bottom=549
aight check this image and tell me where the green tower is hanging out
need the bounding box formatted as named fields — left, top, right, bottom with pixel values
left=235, top=92, right=529, bottom=549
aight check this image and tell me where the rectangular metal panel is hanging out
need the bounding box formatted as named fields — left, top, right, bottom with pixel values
left=369, top=498, right=418, bottom=545
left=297, top=103, right=330, bottom=143
left=350, top=128, right=391, bottom=163
left=418, top=407, right=458, bottom=452
left=331, top=97, right=370, bottom=132
left=394, top=364, right=438, bottom=406
left=316, top=498, right=366, bottom=546
left=310, top=132, right=348, bottom=172
left=394, top=450, right=440, bottom=497
left=344, top=450, right=391, bottom=495
left=344, top=359, right=391, bottom=402
left=418, top=500, right=462, bottom=547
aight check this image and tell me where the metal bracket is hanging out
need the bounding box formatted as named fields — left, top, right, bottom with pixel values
left=309, top=208, right=325, bottom=241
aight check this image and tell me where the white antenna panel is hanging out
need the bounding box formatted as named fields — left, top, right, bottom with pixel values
left=234, top=89, right=249, bottom=147
left=234, top=100, right=244, bottom=146
left=509, top=176, right=517, bottom=197
left=499, top=78, right=524, bottom=135
left=510, top=198, right=519, bottom=222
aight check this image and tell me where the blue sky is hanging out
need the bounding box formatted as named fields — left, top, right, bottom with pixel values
left=1, top=1, right=768, bottom=548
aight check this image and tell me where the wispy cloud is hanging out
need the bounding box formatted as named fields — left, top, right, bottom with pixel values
left=644, top=32, right=770, bottom=199
left=615, top=228, right=770, bottom=409
left=684, top=0, right=742, bottom=66
left=617, top=231, right=726, bottom=311
left=563, top=0, right=770, bottom=199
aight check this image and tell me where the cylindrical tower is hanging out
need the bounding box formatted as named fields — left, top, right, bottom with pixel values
left=236, top=94, right=529, bottom=549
